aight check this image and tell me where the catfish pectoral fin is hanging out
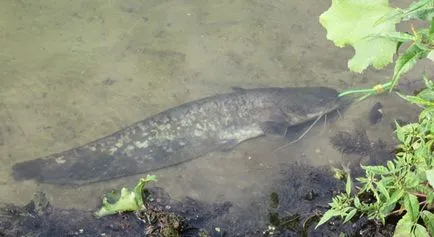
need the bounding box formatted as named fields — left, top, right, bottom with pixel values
left=260, top=121, right=290, bottom=136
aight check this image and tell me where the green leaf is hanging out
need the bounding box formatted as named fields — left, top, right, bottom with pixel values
left=422, top=75, right=434, bottom=88
left=397, top=93, right=434, bottom=106
left=413, top=224, right=430, bottom=237
left=368, top=32, right=415, bottom=42
left=427, top=192, right=434, bottom=205
left=414, top=35, right=433, bottom=53
left=376, top=181, right=390, bottom=200
left=315, top=209, right=341, bottom=229
left=319, top=0, right=398, bottom=73
left=390, top=189, right=405, bottom=204
left=430, top=17, right=434, bottom=37
left=402, top=0, right=434, bottom=21
left=417, top=87, right=434, bottom=102
left=344, top=209, right=357, bottom=223
left=346, top=172, right=352, bottom=195
left=426, top=50, right=434, bottom=62
left=375, top=7, right=403, bottom=25
left=362, top=165, right=390, bottom=175
left=426, top=169, right=434, bottom=188
left=354, top=196, right=362, bottom=208
left=404, top=193, right=420, bottom=222
left=405, top=173, right=422, bottom=189
left=394, top=212, right=413, bottom=237
left=379, top=0, right=434, bottom=23
left=420, top=211, right=434, bottom=234
left=381, top=202, right=398, bottom=218
left=390, top=44, right=429, bottom=90
left=387, top=160, right=396, bottom=171
left=395, top=122, right=406, bottom=143
left=396, top=41, right=405, bottom=54
left=375, top=0, right=434, bottom=24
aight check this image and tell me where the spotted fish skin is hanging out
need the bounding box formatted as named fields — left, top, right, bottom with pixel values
left=12, top=87, right=345, bottom=185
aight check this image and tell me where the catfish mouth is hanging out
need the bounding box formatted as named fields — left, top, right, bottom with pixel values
left=306, top=95, right=353, bottom=122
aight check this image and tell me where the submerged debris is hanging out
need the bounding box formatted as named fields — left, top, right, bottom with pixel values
left=0, top=187, right=231, bottom=237
left=330, top=128, right=372, bottom=156
left=329, top=128, right=394, bottom=164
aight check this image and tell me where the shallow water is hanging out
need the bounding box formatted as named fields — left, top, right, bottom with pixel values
left=0, top=0, right=431, bottom=233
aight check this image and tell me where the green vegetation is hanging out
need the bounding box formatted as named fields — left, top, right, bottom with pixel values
left=95, top=174, right=157, bottom=217
left=316, top=0, right=434, bottom=236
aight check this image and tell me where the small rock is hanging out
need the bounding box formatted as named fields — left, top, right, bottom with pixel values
left=369, top=102, right=383, bottom=125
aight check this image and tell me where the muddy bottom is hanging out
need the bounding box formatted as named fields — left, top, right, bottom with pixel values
left=0, top=127, right=398, bottom=237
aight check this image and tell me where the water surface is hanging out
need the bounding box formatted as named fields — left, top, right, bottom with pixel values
left=0, top=0, right=429, bottom=232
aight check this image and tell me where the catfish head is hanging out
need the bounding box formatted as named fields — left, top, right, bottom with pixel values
left=274, top=86, right=348, bottom=125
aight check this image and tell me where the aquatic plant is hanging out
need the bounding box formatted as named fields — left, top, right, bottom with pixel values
left=316, top=0, right=434, bottom=236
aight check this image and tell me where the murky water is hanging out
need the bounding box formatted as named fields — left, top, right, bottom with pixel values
left=0, top=0, right=431, bottom=233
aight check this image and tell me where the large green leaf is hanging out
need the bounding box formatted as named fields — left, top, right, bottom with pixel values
left=319, top=0, right=399, bottom=72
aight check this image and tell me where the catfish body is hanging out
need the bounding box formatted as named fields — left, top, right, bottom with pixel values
left=12, top=87, right=343, bottom=185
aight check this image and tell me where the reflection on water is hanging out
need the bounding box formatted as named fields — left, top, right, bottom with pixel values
left=0, top=0, right=427, bottom=234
